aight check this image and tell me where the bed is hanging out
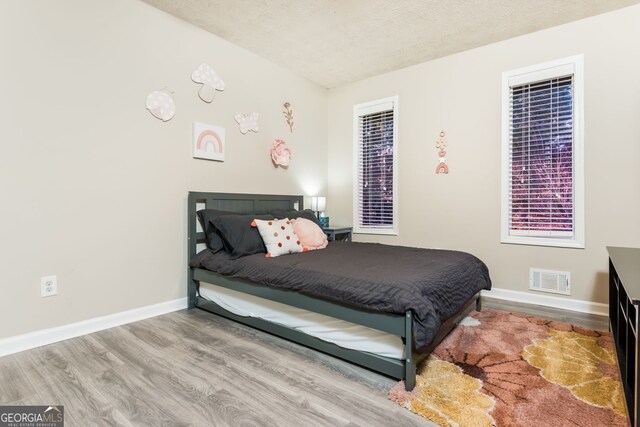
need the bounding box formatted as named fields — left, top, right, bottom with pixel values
left=187, top=191, right=491, bottom=390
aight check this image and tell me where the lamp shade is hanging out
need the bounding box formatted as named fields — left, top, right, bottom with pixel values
left=311, top=196, right=326, bottom=212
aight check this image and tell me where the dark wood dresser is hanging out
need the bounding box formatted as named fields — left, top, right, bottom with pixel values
left=608, top=246, right=640, bottom=426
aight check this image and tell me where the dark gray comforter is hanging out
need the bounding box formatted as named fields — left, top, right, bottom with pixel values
left=190, top=241, right=491, bottom=350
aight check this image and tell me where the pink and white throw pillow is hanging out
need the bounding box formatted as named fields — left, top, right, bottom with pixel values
left=252, top=218, right=304, bottom=257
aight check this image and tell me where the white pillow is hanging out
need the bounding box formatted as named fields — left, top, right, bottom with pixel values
left=253, top=218, right=304, bottom=257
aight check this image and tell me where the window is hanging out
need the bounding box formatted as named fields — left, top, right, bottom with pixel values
left=353, top=96, right=398, bottom=235
left=501, top=55, right=584, bottom=248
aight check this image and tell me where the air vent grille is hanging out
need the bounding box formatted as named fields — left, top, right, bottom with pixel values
left=530, top=268, right=571, bottom=295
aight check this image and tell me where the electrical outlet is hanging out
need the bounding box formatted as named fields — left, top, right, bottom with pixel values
left=41, top=275, right=57, bottom=297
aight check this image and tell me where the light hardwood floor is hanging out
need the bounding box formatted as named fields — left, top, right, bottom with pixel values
left=0, top=300, right=608, bottom=426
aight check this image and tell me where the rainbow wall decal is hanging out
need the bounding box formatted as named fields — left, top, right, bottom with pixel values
left=193, top=122, right=225, bottom=161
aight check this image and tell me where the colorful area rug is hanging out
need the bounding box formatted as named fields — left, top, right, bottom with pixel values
left=389, top=309, right=626, bottom=427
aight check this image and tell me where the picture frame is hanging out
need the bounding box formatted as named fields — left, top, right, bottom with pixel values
left=193, top=122, right=225, bottom=161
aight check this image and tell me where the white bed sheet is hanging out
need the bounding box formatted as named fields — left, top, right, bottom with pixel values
left=198, top=282, right=404, bottom=359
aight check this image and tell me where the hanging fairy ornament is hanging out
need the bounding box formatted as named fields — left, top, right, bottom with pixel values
left=435, top=130, right=449, bottom=174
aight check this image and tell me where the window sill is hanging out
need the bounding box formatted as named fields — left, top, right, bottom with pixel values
left=501, top=235, right=584, bottom=249
left=353, top=228, right=398, bottom=236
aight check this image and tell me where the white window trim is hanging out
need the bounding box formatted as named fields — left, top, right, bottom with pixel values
left=500, top=55, right=585, bottom=249
left=352, top=96, right=399, bottom=236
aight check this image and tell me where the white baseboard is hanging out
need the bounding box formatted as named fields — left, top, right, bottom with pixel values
left=0, top=290, right=606, bottom=358
left=0, top=297, right=188, bottom=358
left=482, top=287, right=608, bottom=317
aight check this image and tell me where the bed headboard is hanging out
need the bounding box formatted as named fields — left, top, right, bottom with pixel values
left=187, top=191, right=304, bottom=258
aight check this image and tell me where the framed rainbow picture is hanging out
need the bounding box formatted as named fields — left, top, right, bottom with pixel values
left=193, top=122, right=225, bottom=161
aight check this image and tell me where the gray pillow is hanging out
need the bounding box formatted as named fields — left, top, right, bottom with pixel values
left=196, top=209, right=234, bottom=252
left=212, top=214, right=274, bottom=259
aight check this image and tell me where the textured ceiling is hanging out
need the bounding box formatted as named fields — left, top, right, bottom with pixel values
left=141, top=0, right=640, bottom=88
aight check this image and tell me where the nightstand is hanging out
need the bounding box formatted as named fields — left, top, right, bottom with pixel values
left=323, top=226, right=353, bottom=242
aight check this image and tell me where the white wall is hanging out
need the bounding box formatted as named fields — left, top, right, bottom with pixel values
left=327, top=5, right=640, bottom=304
left=2, top=1, right=639, bottom=342
left=0, top=0, right=327, bottom=338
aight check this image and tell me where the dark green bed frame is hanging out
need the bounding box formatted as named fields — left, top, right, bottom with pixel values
left=187, top=191, right=481, bottom=391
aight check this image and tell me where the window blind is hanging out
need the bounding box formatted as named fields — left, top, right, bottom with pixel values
left=508, top=75, right=574, bottom=237
left=355, top=102, right=395, bottom=231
